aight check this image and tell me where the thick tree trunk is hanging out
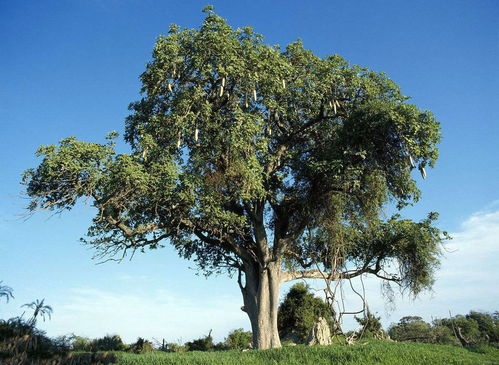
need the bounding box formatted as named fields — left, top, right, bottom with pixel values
left=240, top=261, right=282, bottom=349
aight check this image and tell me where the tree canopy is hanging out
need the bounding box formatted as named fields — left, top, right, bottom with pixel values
left=22, top=7, right=448, bottom=349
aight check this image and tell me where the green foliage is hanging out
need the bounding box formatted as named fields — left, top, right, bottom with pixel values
left=432, top=324, right=460, bottom=346
left=388, top=311, right=499, bottom=347
left=111, top=340, right=499, bottom=365
left=388, top=316, right=434, bottom=343
left=166, top=343, right=188, bottom=353
left=466, top=311, right=499, bottom=344
left=22, top=298, right=53, bottom=326
left=72, top=335, right=93, bottom=351
left=278, top=283, right=331, bottom=343
left=226, top=328, right=252, bottom=350
left=434, top=311, right=499, bottom=346
left=186, top=333, right=214, bottom=351
left=0, top=317, right=67, bottom=362
left=91, top=334, right=128, bottom=352
left=130, top=337, right=154, bottom=354
left=0, top=282, right=14, bottom=303
left=21, top=9, right=449, bottom=347
left=355, top=310, right=384, bottom=338
left=22, top=8, right=447, bottom=283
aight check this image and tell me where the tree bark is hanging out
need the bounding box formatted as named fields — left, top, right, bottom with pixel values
left=240, top=261, right=282, bottom=349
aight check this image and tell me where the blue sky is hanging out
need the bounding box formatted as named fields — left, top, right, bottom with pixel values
left=0, top=0, right=498, bottom=343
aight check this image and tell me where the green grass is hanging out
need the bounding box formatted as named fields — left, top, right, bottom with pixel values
left=110, top=340, right=499, bottom=365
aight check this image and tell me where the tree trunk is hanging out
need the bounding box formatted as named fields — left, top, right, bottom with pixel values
left=240, top=261, right=282, bottom=349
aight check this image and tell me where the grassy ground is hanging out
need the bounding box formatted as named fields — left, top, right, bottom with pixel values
left=111, top=340, right=499, bottom=365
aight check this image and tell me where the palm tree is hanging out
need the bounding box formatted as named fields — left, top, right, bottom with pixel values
left=22, top=298, right=53, bottom=326
left=0, top=281, right=14, bottom=303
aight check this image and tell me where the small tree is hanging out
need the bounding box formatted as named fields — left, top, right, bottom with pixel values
left=0, top=282, right=14, bottom=304
left=91, top=334, right=127, bottom=352
left=21, top=299, right=52, bottom=327
left=354, top=309, right=383, bottom=338
left=466, top=311, right=499, bottom=344
left=186, top=330, right=214, bottom=351
left=72, top=336, right=93, bottom=351
left=226, top=328, right=252, bottom=350
left=278, top=283, right=331, bottom=343
left=437, top=314, right=482, bottom=346
left=388, top=316, right=433, bottom=343
left=130, top=337, right=154, bottom=353
left=22, top=7, right=448, bottom=349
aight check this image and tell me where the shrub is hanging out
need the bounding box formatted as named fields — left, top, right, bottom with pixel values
left=91, top=334, right=127, bottom=352
left=355, top=310, right=384, bottom=338
left=388, top=316, right=433, bottom=343
left=278, top=283, right=332, bottom=343
left=72, top=336, right=93, bottom=351
left=213, top=341, right=228, bottom=351
left=466, top=311, right=499, bottom=344
left=130, top=337, right=154, bottom=354
left=432, top=324, right=459, bottom=346
left=186, top=332, right=214, bottom=351
left=0, top=317, right=67, bottom=361
left=166, top=343, right=187, bottom=352
left=226, top=328, right=252, bottom=350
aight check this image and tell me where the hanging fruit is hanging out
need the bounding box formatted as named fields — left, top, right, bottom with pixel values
left=221, top=77, right=226, bottom=87
left=419, top=166, right=427, bottom=179
left=168, top=83, right=173, bottom=93
left=409, top=155, right=415, bottom=168
left=282, top=79, right=286, bottom=89
left=177, top=133, right=181, bottom=148
left=333, top=100, right=337, bottom=114
left=253, top=89, right=257, bottom=101
left=219, top=85, right=224, bottom=97
left=194, top=127, right=199, bottom=142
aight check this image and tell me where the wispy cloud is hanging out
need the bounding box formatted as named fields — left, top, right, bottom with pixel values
left=40, top=287, right=248, bottom=343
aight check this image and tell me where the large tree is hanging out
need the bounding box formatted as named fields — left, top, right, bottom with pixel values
left=22, top=7, right=448, bottom=349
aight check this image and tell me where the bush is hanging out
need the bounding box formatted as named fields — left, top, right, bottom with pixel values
left=129, top=337, right=154, bottom=354
left=389, top=311, right=499, bottom=347
left=72, top=336, right=93, bottom=351
left=226, top=328, right=252, bottom=350
left=355, top=310, right=385, bottom=338
left=432, top=324, right=459, bottom=346
left=0, top=317, right=67, bottom=361
left=278, top=283, right=332, bottom=343
left=388, top=316, right=433, bottom=343
left=91, top=334, right=127, bottom=352
left=213, top=341, right=229, bottom=351
left=166, top=343, right=187, bottom=352
left=186, top=332, right=214, bottom=351
left=466, top=311, right=499, bottom=344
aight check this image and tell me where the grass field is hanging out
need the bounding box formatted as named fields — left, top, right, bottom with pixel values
left=110, top=340, right=499, bottom=365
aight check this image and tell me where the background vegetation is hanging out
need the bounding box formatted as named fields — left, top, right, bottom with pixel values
left=2, top=281, right=498, bottom=364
